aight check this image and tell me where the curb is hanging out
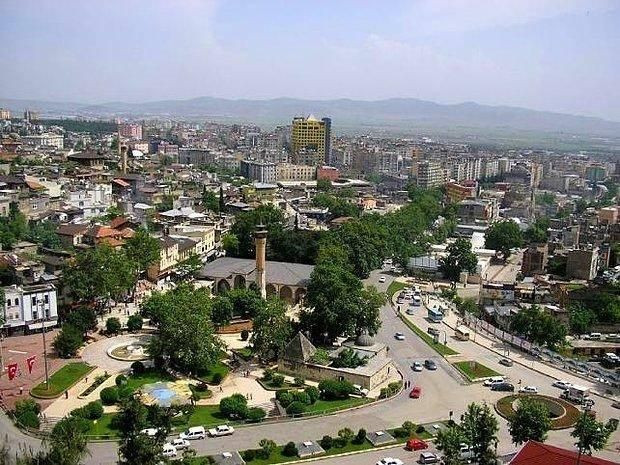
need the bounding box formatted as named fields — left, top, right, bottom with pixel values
left=280, top=441, right=412, bottom=464
left=29, top=364, right=96, bottom=400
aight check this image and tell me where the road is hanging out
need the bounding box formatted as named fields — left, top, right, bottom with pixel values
left=2, top=271, right=619, bottom=464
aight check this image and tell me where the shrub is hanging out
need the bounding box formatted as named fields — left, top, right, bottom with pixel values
left=115, top=374, right=127, bottom=386
left=106, top=317, right=121, bottom=335
left=354, top=428, right=366, bottom=444
left=83, top=401, right=103, bottom=420
left=14, top=399, right=41, bottom=429
left=100, top=387, right=119, bottom=405
left=337, top=427, right=354, bottom=447
left=242, top=449, right=256, bottom=462
left=240, top=329, right=249, bottom=341
left=282, top=441, right=298, bottom=457
left=17, top=410, right=40, bottom=429
left=291, top=390, right=310, bottom=405
left=211, top=372, right=224, bottom=385
left=52, top=324, right=84, bottom=358
left=293, top=376, right=305, bottom=386
left=305, top=386, right=319, bottom=404
left=117, top=385, right=133, bottom=400
left=54, top=416, right=90, bottom=435
left=320, top=435, right=333, bottom=450
left=393, top=427, right=408, bottom=438
left=246, top=407, right=266, bottom=423
left=130, top=361, right=145, bottom=374
left=286, top=401, right=306, bottom=416
left=262, top=369, right=273, bottom=381
left=402, top=421, right=415, bottom=437
left=270, top=374, right=285, bottom=387
left=126, top=314, right=143, bottom=332
left=258, top=439, right=276, bottom=459
left=318, top=379, right=354, bottom=400
left=14, top=399, right=40, bottom=417
left=276, top=391, right=293, bottom=408
left=219, top=393, right=248, bottom=419
left=416, top=425, right=426, bottom=434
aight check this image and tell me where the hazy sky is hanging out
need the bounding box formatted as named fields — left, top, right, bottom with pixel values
left=1, top=0, right=619, bottom=120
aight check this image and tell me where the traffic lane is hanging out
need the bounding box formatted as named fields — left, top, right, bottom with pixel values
left=315, top=443, right=438, bottom=465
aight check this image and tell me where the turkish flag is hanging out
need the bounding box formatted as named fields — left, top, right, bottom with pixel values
left=26, top=356, right=36, bottom=374
left=7, top=363, right=18, bottom=381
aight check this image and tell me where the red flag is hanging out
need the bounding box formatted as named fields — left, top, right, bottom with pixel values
left=26, top=356, right=36, bottom=374
left=7, top=363, right=18, bottom=381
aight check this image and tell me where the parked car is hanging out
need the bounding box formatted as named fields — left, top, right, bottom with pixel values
left=353, top=384, right=369, bottom=397
left=376, top=458, right=404, bottom=465
left=406, top=438, right=428, bottom=451
left=180, top=426, right=206, bottom=440
left=412, top=361, right=423, bottom=372
left=484, top=376, right=505, bottom=387
left=611, top=401, right=620, bottom=409
left=424, top=359, right=437, bottom=370
left=553, top=380, right=572, bottom=390
left=162, top=443, right=177, bottom=458
left=499, top=358, right=513, bottom=367
left=394, top=332, right=405, bottom=341
left=418, top=452, right=440, bottom=464
left=409, top=386, right=422, bottom=398
left=171, top=438, right=190, bottom=450
left=491, top=382, right=515, bottom=392
left=140, top=428, right=160, bottom=437
left=379, top=276, right=386, bottom=283
left=427, top=327, right=439, bottom=337
left=459, top=443, right=474, bottom=461
left=208, top=425, right=235, bottom=437
left=519, top=385, right=538, bottom=394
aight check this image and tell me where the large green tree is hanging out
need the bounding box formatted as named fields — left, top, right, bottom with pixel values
left=439, top=238, right=478, bottom=281
left=124, top=228, right=161, bottom=276
left=47, top=416, right=90, bottom=465
left=460, top=403, right=499, bottom=465
left=571, top=413, right=615, bottom=459
left=436, top=426, right=465, bottom=465
left=250, top=298, right=292, bottom=361
left=117, top=398, right=168, bottom=465
left=508, top=397, right=551, bottom=445
left=510, top=305, right=567, bottom=349
left=485, top=219, right=523, bottom=260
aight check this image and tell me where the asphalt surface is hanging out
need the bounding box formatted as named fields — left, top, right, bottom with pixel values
left=2, top=270, right=619, bottom=464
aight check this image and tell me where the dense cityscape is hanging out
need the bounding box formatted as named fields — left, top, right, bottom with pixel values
left=1, top=2, right=620, bottom=465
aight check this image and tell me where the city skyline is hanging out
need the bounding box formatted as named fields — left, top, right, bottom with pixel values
left=1, top=0, right=619, bottom=121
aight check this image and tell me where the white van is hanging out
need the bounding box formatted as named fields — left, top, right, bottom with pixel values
left=412, top=295, right=422, bottom=307
left=483, top=376, right=505, bottom=387
left=162, top=443, right=177, bottom=458
left=589, top=333, right=602, bottom=340
left=179, top=426, right=206, bottom=440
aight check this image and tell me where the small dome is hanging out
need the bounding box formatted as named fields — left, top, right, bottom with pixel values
left=356, top=333, right=375, bottom=347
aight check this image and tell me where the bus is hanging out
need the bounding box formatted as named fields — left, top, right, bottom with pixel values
left=455, top=325, right=470, bottom=341
left=427, top=307, right=443, bottom=323
left=412, top=295, right=422, bottom=307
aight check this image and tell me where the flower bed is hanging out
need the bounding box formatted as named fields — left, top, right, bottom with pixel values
left=495, top=394, right=581, bottom=429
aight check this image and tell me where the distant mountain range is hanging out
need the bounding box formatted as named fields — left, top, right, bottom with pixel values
left=1, top=96, right=619, bottom=138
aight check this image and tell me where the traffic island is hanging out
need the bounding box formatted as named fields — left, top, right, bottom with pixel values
left=495, top=394, right=581, bottom=429
left=452, top=361, right=500, bottom=382
left=30, top=362, right=95, bottom=399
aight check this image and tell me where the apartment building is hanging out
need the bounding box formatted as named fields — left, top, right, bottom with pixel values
left=276, top=163, right=315, bottom=181
left=2, top=283, right=58, bottom=335
left=416, top=160, right=446, bottom=189
left=291, top=115, right=331, bottom=166
left=22, top=133, right=64, bottom=150
left=240, top=159, right=277, bottom=183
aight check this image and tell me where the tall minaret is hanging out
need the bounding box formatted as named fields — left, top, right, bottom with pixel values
left=254, top=224, right=267, bottom=299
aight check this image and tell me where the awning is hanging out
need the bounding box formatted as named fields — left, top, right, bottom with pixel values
left=27, top=320, right=58, bottom=330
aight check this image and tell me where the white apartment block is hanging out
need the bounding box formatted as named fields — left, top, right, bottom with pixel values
left=22, top=133, right=64, bottom=150
left=416, top=161, right=446, bottom=189
left=2, top=283, right=58, bottom=335
left=66, top=183, right=113, bottom=218
left=276, top=163, right=316, bottom=181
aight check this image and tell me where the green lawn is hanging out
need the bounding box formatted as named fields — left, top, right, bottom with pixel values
left=87, top=413, right=118, bottom=438
left=386, top=280, right=407, bottom=298
left=304, top=397, right=370, bottom=415
left=453, top=361, right=500, bottom=381
left=399, top=315, right=458, bottom=356
left=197, top=360, right=230, bottom=385
left=30, top=362, right=94, bottom=398
left=125, top=368, right=176, bottom=394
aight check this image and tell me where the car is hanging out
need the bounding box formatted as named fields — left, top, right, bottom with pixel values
left=179, top=426, right=206, bottom=440
left=412, top=361, right=423, bottom=372
left=491, top=382, right=515, bottom=392
left=553, top=380, right=572, bottom=390
left=353, top=384, right=370, bottom=397
left=424, top=359, right=437, bottom=370
left=427, top=327, right=439, bottom=336
left=171, top=438, right=191, bottom=450
left=140, top=428, right=160, bottom=437
left=519, top=385, right=538, bottom=394
left=409, top=386, right=422, bottom=398
left=499, top=358, right=513, bottom=367
left=611, top=401, right=620, bottom=409
left=484, top=376, right=505, bottom=387
left=418, top=452, right=440, bottom=464
left=459, top=443, right=474, bottom=461
left=376, top=458, right=404, bottom=465
left=208, top=425, right=235, bottom=437
left=379, top=276, right=386, bottom=283
left=162, top=443, right=177, bottom=458
left=395, top=332, right=405, bottom=341
left=406, top=438, right=428, bottom=451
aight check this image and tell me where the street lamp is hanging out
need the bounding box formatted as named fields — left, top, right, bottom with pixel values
left=36, top=297, right=50, bottom=387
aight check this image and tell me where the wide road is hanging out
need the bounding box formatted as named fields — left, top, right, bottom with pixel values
left=2, top=271, right=619, bottom=464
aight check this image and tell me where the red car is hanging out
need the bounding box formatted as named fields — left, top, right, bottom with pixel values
left=409, top=386, right=422, bottom=398
left=406, top=438, right=428, bottom=451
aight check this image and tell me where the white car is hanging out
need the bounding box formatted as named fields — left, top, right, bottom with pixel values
left=179, top=426, right=206, bottom=440
left=376, top=458, right=404, bottom=465
left=379, top=276, right=386, bottom=283
left=162, top=443, right=177, bottom=458
left=419, top=452, right=440, bottom=464
left=483, top=376, right=505, bottom=387
left=553, top=380, right=572, bottom=390
left=140, top=428, right=160, bottom=437
left=412, top=361, right=423, bottom=372
left=171, top=438, right=191, bottom=450
left=208, top=425, right=235, bottom=437
left=519, top=385, right=538, bottom=394
left=394, top=332, right=405, bottom=341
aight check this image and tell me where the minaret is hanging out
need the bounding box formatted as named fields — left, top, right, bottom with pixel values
left=254, top=224, right=267, bottom=299
left=120, top=145, right=128, bottom=174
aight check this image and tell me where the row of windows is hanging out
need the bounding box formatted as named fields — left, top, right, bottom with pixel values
left=5, top=295, right=49, bottom=307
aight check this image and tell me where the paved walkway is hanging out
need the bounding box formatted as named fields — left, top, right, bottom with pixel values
left=81, top=334, right=152, bottom=373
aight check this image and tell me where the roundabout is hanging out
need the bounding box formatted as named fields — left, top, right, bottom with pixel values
left=495, top=394, right=582, bottom=429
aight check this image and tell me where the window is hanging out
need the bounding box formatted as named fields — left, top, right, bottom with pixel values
left=32, top=310, right=38, bottom=320
left=44, top=295, right=49, bottom=304
left=5, top=299, right=9, bottom=306
left=32, top=296, right=37, bottom=306
left=14, top=298, right=19, bottom=306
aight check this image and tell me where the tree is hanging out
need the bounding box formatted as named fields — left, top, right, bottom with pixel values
left=508, top=397, right=551, bottom=445
left=524, top=217, right=550, bottom=244
left=65, top=306, right=97, bottom=337
left=105, top=205, right=124, bottom=221
left=436, top=426, right=465, bottom=465
left=572, top=413, right=614, bottom=459
left=439, top=238, right=478, bottom=281
left=337, top=427, right=354, bottom=446
left=460, top=403, right=499, bottom=465
left=258, top=439, right=276, bottom=459
left=106, top=317, right=121, bottom=335
left=52, top=324, right=83, bottom=358
left=47, top=416, right=90, bottom=465
left=202, top=187, right=219, bottom=213
left=176, top=253, right=202, bottom=278
left=222, top=233, right=239, bottom=256
left=124, top=228, right=161, bottom=276
left=485, top=220, right=523, bottom=260
left=228, top=205, right=286, bottom=258
left=250, top=298, right=292, bottom=361
left=316, top=179, right=332, bottom=191
left=219, top=394, right=248, bottom=419
left=510, top=305, right=567, bottom=349
left=211, top=296, right=234, bottom=328
left=569, top=305, right=596, bottom=336
left=126, top=314, right=143, bottom=332
left=224, top=288, right=265, bottom=319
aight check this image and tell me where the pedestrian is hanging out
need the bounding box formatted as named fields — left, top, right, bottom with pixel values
left=219, top=386, right=223, bottom=392
left=19, top=386, right=23, bottom=395
left=65, top=391, right=68, bottom=399
left=85, top=377, right=88, bottom=383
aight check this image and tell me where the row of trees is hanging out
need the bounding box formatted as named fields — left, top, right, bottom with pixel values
left=0, top=203, right=60, bottom=251
left=510, top=305, right=567, bottom=349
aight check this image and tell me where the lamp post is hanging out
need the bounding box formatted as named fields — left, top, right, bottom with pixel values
left=37, top=298, right=49, bottom=387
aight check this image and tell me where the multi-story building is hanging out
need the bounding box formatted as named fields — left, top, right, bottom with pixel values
left=317, top=166, right=340, bottom=182
left=2, top=283, right=58, bottom=335
left=522, top=244, right=548, bottom=276
left=118, top=123, right=143, bottom=140
left=240, top=159, right=277, bottom=183
left=457, top=198, right=499, bottom=225
left=66, top=184, right=113, bottom=218
left=0, top=108, right=10, bottom=120
left=599, top=206, right=619, bottom=225
left=416, top=160, right=445, bottom=188
left=445, top=181, right=477, bottom=203
left=178, top=147, right=216, bottom=165
left=276, top=163, right=315, bottom=182
left=566, top=247, right=599, bottom=280
left=291, top=115, right=330, bottom=166
left=22, top=134, right=64, bottom=150
left=585, top=165, right=607, bottom=182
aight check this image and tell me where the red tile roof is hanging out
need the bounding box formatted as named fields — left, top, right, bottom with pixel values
left=510, top=441, right=619, bottom=465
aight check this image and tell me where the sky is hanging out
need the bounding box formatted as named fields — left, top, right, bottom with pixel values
left=1, top=0, right=619, bottom=121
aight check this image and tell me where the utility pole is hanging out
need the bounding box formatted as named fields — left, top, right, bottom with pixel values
left=38, top=298, right=49, bottom=387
